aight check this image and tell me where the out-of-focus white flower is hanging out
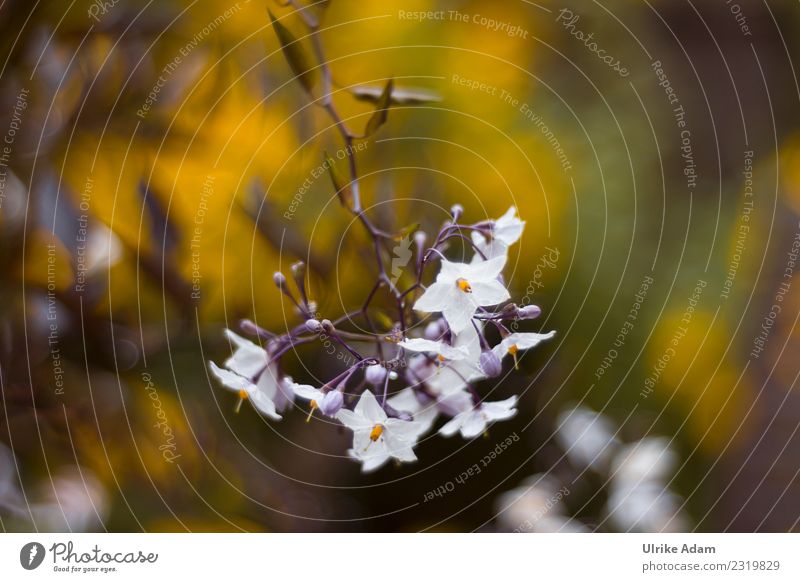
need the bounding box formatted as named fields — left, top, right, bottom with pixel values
left=555, top=406, right=619, bottom=472
left=606, top=437, right=688, bottom=532
left=209, top=330, right=294, bottom=419
left=439, top=395, right=517, bottom=438
left=414, top=256, right=509, bottom=333
left=387, top=388, right=438, bottom=437
left=492, top=331, right=556, bottom=367
left=494, top=473, right=586, bottom=533
left=336, top=390, right=420, bottom=472
left=31, top=467, right=108, bottom=532
left=290, top=382, right=343, bottom=418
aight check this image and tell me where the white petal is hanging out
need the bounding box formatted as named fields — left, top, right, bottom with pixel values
left=209, top=362, right=252, bottom=392
left=385, top=418, right=422, bottom=441
left=223, top=330, right=268, bottom=378
left=413, top=282, right=451, bottom=313
left=471, top=280, right=511, bottom=307
left=291, top=383, right=323, bottom=401
left=360, top=451, right=391, bottom=473
left=511, top=331, right=556, bottom=350
left=354, top=390, right=387, bottom=423
left=463, top=255, right=506, bottom=282
left=256, top=363, right=280, bottom=399
left=336, top=410, right=372, bottom=431
left=461, top=412, right=488, bottom=438
left=438, top=415, right=465, bottom=437
left=249, top=389, right=282, bottom=420
left=442, top=292, right=478, bottom=333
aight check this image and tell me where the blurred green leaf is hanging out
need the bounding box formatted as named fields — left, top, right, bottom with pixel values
left=268, top=9, right=318, bottom=95
left=325, top=151, right=353, bottom=211
left=363, top=79, right=393, bottom=137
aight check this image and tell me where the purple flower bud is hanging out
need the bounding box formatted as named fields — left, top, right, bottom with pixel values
left=320, top=319, right=335, bottom=334
left=517, top=305, right=542, bottom=320
left=320, top=390, right=344, bottom=416
left=365, top=364, right=388, bottom=386
left=450, top=204, right=464, bottom=220
left=414, top=230, right=427, bottom=248
left=290, top=261, right=306, bottom=278
left=305, top=319, right=322, bottom=333
left=424, top=319, right=446, bottom=340
left=273, top=272, right=287, bottom=289
left=480, top=349, right=503, bottom=378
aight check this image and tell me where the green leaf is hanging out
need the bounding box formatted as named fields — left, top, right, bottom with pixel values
left=324, top=151, right=353, bottom=210
left=363, top=79, right=393, bottom=137
left=350, top=84, right=441, bottom=105
left=268, top=10, right=317, bottom=95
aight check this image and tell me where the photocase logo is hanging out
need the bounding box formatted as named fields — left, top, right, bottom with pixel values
left=19, top=542, right=46, bottom=570
left=390, top=234, right=413, bottom=286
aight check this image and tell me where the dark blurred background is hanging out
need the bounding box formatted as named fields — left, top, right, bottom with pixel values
left=2, top=0, right=800, bottom=532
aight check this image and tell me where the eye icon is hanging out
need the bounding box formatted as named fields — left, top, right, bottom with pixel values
left=20, top=542, right=45, bottom=570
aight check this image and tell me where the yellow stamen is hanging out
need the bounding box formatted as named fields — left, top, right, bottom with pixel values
left=238, top=388, right=249, bottom=400
left=370, top=424, right=384, bottom=442
left=305, top=400, right=318, bottom=423
left=508, top=344, right=519, bottom=370
left=436, top=353, right=446, bottom=364
left=234, top=393, right=246, bottom=414
left=456, top=278, right=472, bottom=293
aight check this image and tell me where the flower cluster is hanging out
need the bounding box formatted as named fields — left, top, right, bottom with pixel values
left=209, top=206, right=555, bottom=472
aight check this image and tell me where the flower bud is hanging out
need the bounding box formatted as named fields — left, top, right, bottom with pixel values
left=388, top=370, right=398, bottom=381
left=320, top=390, right=344, bottom=416
left=320, top=319, right=335, bottom=334
left=305, top=319, right=322, bottom=333
left=450, top=204, right=464, bottom=220
left=365, top=364, right=388, bottom=386
left=517, top=305, right=542, bottom=320
left=273, top=272, right=287, bottom=289
left=414, top=230, right=427, bottom=248
left=290, top=261, right=306, bottom=279
left=479, top=349, right=503, bottom=378
left=424, top=319, right=446, bottom=340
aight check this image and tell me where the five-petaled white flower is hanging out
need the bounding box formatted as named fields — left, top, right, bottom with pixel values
left=493, top=331, right=556, bottom=368
left=208, top=330, right=293, bottom=419
left=471, top=206, right=525, bottom=263
left=439, top=395, right=518, bottom=438
left=414, top=256, right=510, bottom=333
left=336, top=390, right=420, bottom=472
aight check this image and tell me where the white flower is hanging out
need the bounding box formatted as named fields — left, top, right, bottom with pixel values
left=387, top=388, right=438, bottom=437
left=606, top=438, right=688, bottom=532
left=336, top=390, right=420, bottom=472
left=208, top=330, right=293, bottom=420
left=407, top=325, right=485, bottom=395
left=555, top=406, right=619, bottom=472
left=209, top=362, right=282, bottom=420
left=493, top=331, right=556, bottom=367
left=470, top=231, right=508, bottom=263
left=471, top=207, right=525, bottom=263
left=492, top=206, right=525, bottom=246
left=398, top=338, right=470, bottom=362
left=414, top=256, right=510, bottom=333
left=439, top=395, right=518, bottom=438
